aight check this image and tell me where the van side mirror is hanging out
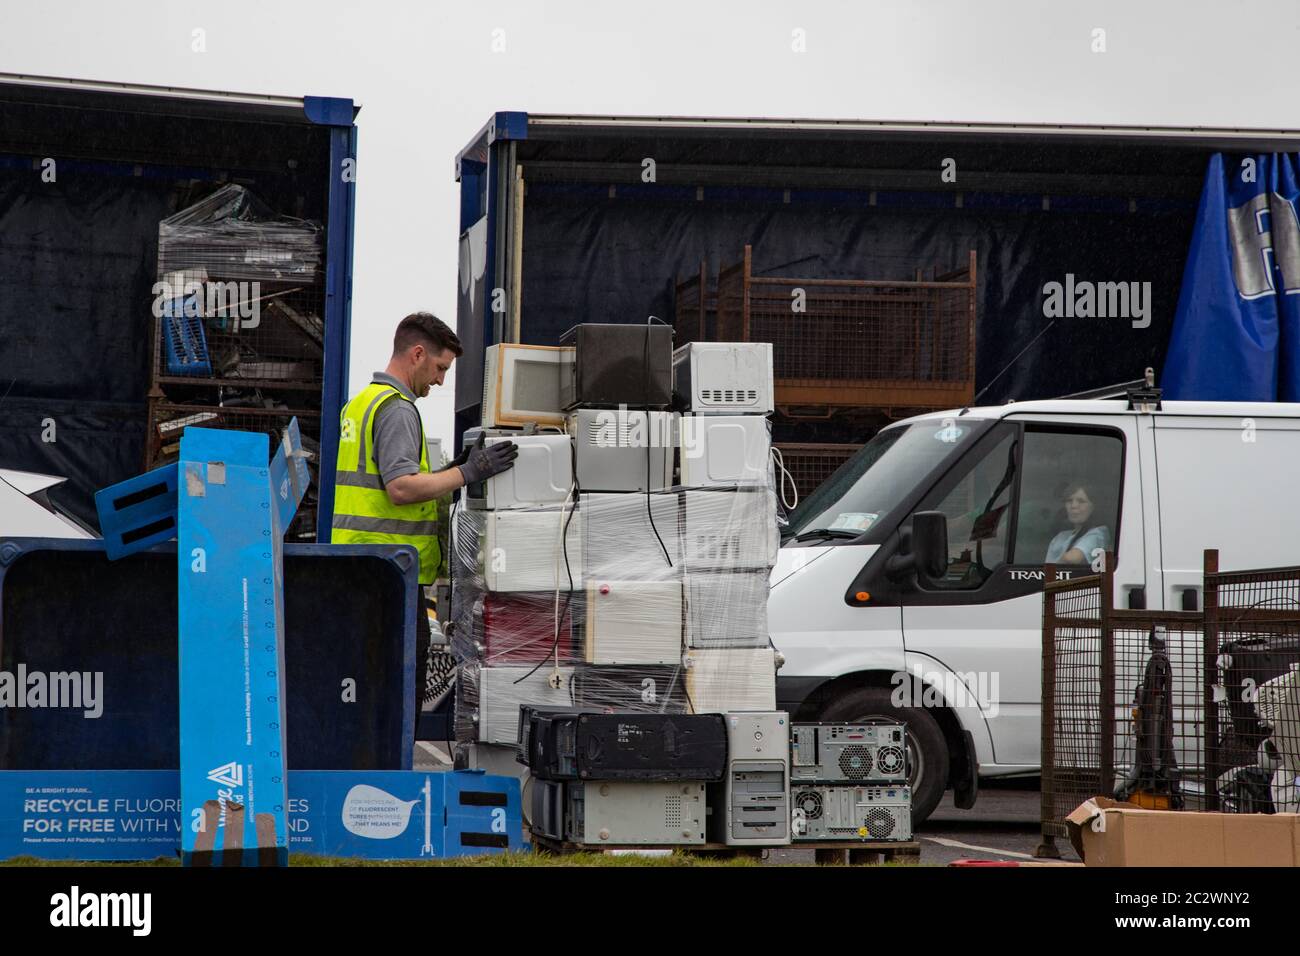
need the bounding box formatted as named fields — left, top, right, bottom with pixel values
left=886, top=510, right=949, bottom=582
left=912, top=511, right=949, bottom=579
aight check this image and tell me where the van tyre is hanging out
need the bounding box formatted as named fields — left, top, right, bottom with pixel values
left=818, top=687, right=950, bottom=826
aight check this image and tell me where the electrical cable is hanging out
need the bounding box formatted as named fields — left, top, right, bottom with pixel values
left=643, top=313, right=685, bottom=710
left=513, top=451, right=579, bottom=687
left=444, top=492, right=460, bottom=763
left=643, top=315, right=673, bottom=567
left=771, top=445, right=798, bottom=511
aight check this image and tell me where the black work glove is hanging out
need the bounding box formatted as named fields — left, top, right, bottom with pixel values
left=459, top=440, right=518, bottom=485
left=440, top=443, right=473, bottom=472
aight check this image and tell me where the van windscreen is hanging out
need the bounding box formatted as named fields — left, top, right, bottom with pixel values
left=784, top=419, right=988, bottom=541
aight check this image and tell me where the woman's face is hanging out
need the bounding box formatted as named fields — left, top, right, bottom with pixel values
left=1064, top=488, right=1094, bottom=527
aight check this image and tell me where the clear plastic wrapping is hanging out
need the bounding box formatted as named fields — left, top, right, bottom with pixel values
left=448, top=413, right=781, bottom=748
left=157, top=183, right=322, bottom=283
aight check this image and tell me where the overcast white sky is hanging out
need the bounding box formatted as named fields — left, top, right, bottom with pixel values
left=4, top=0, right=1299, bottom=449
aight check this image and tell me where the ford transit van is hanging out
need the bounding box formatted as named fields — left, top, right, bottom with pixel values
left=769, top=397, right=1300, bottom=822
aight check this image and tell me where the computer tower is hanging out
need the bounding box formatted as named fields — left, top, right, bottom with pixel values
left=856, top=785, right=913, bottom=841
left=709, top=711, right=790, bottom=846
left=523, top=710, right=583, bottom=779
left=791, top=785, right=855, bottom=841
left=678, top=415, right=772, bottom=488
left=790, top=723, right=909, bottom=784
left=568, top=408, right=674, bottom=493
left=682, top=488, right=779, bottom=571
left=566, top=781, right=706, bottom=845
left=672, top=342, right=774, bottom=415
left=518, top=704, right=591, bottom=772
left=529, top=712, right=728, bottom=782
left=463, top=429, right=573, bottom=510
left=478, top=507, right=582, bottom=592
left=560, top=322, right=673, bottom=410
left=583, top=579, right=683, bottom=665
left=482, top=343, right=567, bottom=427
left=684, top=570, right=770, bottom=649
left=792, top=785, right=853, bottom=840
left=683, top=647, right=777, bottom=714
left=529, top=778, right=567, bottom=841
left=790, top=784, right=913, bottom=841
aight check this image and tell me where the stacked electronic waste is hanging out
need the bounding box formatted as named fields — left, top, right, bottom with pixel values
left=448, top=323, right=913, bottom=848
left=522, top=713, right=914, bottom=847
left=450, top=326, right=780, bottom=746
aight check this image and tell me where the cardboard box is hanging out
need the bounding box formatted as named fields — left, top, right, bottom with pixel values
left=1067, top=797, right=1300, bottom=866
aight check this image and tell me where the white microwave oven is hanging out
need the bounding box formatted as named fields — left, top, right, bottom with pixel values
left=482, top=343, right=568, bottom=428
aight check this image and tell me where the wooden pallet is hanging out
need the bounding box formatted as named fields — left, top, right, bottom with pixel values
left=805, top=841, right=922, bottom=866
left=532, top=834, right=921, bottom=865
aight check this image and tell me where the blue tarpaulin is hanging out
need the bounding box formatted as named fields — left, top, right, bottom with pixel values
left=1164, top=153, right=1300, bottom=400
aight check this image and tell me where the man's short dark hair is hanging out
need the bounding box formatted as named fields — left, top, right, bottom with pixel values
left=393, top=312, right=463, bottom=357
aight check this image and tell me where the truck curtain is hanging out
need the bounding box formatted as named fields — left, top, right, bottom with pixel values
left=0, top=174, right=166, bottom=526
left=519, top=183, right=1196, bottom=407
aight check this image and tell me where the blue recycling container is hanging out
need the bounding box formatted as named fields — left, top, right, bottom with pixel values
left=0, top=538, right=418, bottom=771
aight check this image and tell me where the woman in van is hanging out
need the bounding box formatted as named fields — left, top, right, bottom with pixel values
left=1045, top=481, right=1110, bottom=565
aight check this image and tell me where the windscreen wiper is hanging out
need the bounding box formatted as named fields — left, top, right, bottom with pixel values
left=790, top=527, right=862, bottom=542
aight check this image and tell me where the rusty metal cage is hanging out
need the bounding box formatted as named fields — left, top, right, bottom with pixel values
left=146, top=402, right=322, bottom=541
left=1109, top=610, right=1207, bottom=810
left=1205, top=551, right=1300, bottom=815
left=1040, top=549, right=1300, bottom=859
left=772, top=442, right=863, bottom=500
left=152, top=283, right=326, bottom=387
left=706, top=246, right=976, bottom=414
left=1040, top=567, right=1105, bottom=853
left=145, top=185, right=326, bottom=539
left=1040, top=553, right=1208, bottom=859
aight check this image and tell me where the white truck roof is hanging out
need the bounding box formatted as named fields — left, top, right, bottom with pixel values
left=899, top=399, right=1300, bottom=424
left=0, top=468, right=67, bottom=496
left=0, top=469, right=95, bottom=539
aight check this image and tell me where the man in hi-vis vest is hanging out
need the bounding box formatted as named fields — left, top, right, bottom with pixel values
left=333, top=312, right=517, bottom=725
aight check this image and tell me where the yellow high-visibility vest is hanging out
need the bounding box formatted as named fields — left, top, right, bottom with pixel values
left=332, top=381, right=440, bottom=584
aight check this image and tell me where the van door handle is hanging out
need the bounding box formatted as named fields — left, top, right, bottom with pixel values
left=1127, top=587, right=1146, bottom=610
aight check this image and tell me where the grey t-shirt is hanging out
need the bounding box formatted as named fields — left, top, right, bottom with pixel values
left=370, top=373, right=424, bottom=485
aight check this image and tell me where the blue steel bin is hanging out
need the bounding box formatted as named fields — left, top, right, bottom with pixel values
left=0, top=538, right=418, bottom=771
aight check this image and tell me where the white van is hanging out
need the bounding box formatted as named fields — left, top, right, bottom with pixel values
left=768, top=397, right=1300, bottom=823
left=0, top=469, right=96, bottom=540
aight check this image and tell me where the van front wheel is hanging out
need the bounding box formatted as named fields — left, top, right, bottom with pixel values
left=817, top=687, right=950, bottom=826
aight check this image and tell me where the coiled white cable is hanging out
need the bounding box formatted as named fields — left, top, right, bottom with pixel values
left=771, top=446, right=798, bottom=511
